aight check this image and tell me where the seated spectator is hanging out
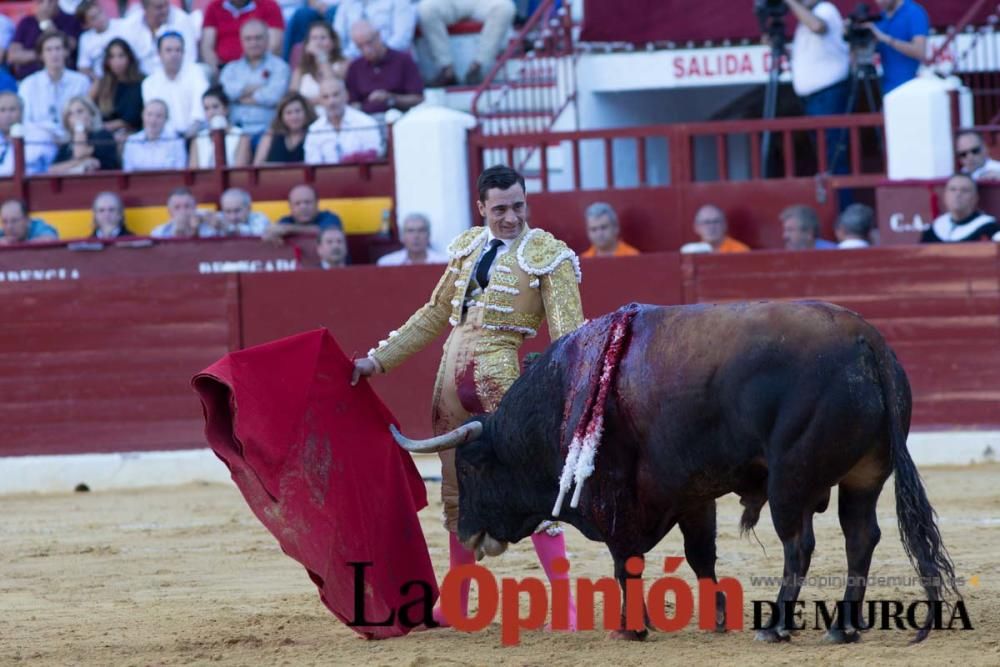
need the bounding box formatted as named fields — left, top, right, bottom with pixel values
left=201, top=0, right=284, bottom=72
left=377, top=213, right=447, bottom=265
left=7, top=0, right=82, bottom=80
left=190, top=87, right=252, bottom=169
left=90, top=191, right=134, bottom=239
left=263, top=183, right=343, bottom=243
left=418, top=0, right=516, bottom=86
left=334, top=0, right=416, bottom=62
left=681, top=205, right=750, bottom=254
left=19, top=30, right=91, bottom=144
left=290, top=21, right=348, bottom=109
left=580, top=202, right=639, bottom=257
left=118, top=0, right=198, bottom=75
left=220, top=19, right=291, bottom=136
left=282, top=0, right=338, bottom=61
left=955, top=130, right=1000, bottom=182
left=781, top=205, right=837, bottom=250
left=304, top=77, right=382, bottom=164
left=49, top=95, right=119, bottom=173
left=317, top=226, right=348, bottom=269
left=141, top=32, right=207, bottom=138
left=122, top=99, right=187, bottom=171
left=346, top=20, right=423, bottom=115
left=920, top=174, right=1000, bottom=244
left=0, top=199, right=58, bottom=244
left=218, top=187, right=270, bottom=236
left=151, top=187, right=223, bottom=238
left=253, top=92, right=316, bottom=164
left=0, top=91, right=58, bottom=175
left=90, top=38, right=144, bottom=136
left=835, top=203, right=875, bottom=248
left=76, top=0, right=124, bottom=79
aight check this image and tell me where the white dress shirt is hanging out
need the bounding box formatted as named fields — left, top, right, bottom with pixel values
left=304, top=106, right=383, bottom=164
left=376, top=246, right=448, bottom=266
left=119, top=6, right=199, bottom=75
left=18, top=68, right=92, bottom=142
left=78, top=19, right=126, bottom=77
left=122, top=130, right=188, bottom=171
left=333, top=0, right=416, bottom=60
left=142, top=62, right=209, bottom=135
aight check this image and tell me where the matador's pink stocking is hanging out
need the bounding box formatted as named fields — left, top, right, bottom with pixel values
left=532, top=531, right=578, bottom=631
left=433, top=532, right=476, bottom=627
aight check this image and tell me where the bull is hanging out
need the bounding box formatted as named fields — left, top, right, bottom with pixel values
left=390, top=301, right=958, bottom=643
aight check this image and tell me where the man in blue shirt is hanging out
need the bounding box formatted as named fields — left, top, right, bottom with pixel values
left=0, top=199, right=58, bottom=244
left=866, top=0, right=930, bottom=94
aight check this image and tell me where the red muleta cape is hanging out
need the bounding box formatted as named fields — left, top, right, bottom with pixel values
left=192, top=329, right=438, bottom=639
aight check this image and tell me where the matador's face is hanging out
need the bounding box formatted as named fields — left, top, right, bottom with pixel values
left=478, top=184, right=527, bottom=240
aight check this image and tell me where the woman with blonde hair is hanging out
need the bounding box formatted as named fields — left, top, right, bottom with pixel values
left=289, top=21, right=347, bottom=109
left=49, top=95, right=121, bottom=174
left=253, top=92, right=316, bottom=165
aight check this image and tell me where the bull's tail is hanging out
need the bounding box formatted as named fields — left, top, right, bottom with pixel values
left=867, top=334, right=959, bottom=642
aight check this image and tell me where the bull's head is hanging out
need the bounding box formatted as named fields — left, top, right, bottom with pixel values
left=391, top=419, right=551, bottom=561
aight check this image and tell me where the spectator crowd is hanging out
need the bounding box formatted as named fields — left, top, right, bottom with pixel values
left=0, top=0, right=525, bottom=178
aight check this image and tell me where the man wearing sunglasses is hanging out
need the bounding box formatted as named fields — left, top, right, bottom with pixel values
left=955, top=129, right=1000, bottom=181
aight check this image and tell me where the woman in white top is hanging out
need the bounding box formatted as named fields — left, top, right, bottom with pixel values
left=289, top=21, right=348, bottom=110
left=122, top=99, right=187, bottom=172
left=189, top=87, right=252, bottom=169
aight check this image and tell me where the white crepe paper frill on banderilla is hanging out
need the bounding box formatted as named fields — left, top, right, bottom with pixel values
left=552, top=322, right=627, bottom=517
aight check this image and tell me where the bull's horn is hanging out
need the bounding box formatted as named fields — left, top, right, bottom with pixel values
left=389, top=421, right=483, bottom=453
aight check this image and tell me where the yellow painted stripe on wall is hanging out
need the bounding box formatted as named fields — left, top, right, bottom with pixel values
left=35, top=197, right=393, bottom=238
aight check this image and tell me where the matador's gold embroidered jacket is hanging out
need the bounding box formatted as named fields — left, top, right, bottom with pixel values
left=369, top=225, right=584, bottom=372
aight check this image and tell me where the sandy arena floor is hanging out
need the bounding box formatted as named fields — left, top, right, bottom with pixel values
left=3, top=465, right=999, bottom=666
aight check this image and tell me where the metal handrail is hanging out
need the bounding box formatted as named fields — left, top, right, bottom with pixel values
left=926, top=0, right=994, bottom=66
left=469, top=0, right=576, bottom=133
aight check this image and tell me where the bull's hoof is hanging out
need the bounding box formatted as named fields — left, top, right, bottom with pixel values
left=754, top=628, right=791, bottom=643
left=713, top=611, right=728, bottom=633
left=823, top=627, right=862, bottom=644
left=608, top=629, right=648, bottom=641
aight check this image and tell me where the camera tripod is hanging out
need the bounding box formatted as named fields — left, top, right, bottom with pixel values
left=760, top=20, right=787, bottom=177
left=825, top=46, right=883, bottom=177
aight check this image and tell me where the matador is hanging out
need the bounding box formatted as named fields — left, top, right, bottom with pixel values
left=352, top=165, right=584, bottom=627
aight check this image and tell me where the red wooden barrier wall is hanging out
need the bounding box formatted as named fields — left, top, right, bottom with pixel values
left=2, top=246, right=998, bottom=457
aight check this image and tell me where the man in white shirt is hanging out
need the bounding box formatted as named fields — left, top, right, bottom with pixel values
left=76, top=0, right=124, bottom=78
left=122, top=99, right=188, bottom=171
left=305, top=77, right=383, bottom=165
left=835, top=203, right=874, bottom=248
left=334, top=0, right=416, bottom=61
left=141, top=32, right=208, bottom=137
left=955, top=129, right=1000, bottom=181
left=788, top=0, right=850, bottom=172
left=0, top=91, right=58, bottom=175
left=18, top=31, right=91, bottom=144
left=119, top=0, right=199, bottom=75
left=377, top=212, right=448, bottom=266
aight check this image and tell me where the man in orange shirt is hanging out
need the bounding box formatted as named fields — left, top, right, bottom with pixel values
left=682, top=204, right=751, bottom=253
left=581, top=202, right=640, bottom=257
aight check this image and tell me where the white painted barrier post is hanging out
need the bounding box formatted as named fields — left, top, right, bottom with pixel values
left=883, top=77, right=956, bottom=180
left=392, top=104, right=478, bottom=249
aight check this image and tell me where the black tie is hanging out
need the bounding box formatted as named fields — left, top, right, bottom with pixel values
left=476, top=239, right=504, bottom=288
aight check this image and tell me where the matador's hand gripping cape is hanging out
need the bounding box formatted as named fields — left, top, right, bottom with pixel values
left=192, top=329, right=437, bottom=639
